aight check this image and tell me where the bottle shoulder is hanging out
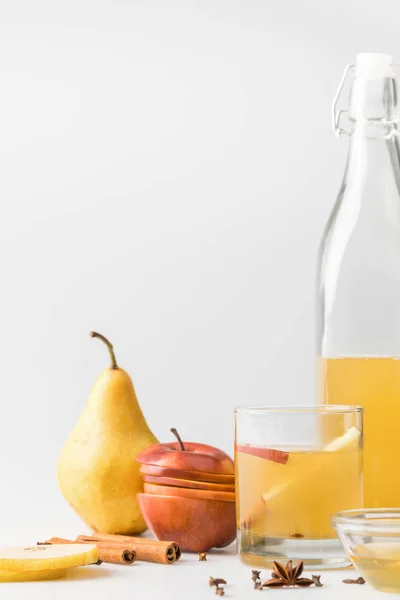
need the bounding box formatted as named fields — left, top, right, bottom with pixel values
left=319, top=185, right=400, bottom=270
left=317, top=188, right=400, bottom=357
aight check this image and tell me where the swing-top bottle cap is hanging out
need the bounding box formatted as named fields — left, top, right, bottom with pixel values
left=333, top=53, right=399, bottom=135
left=356, top=53, right=394, bottom=79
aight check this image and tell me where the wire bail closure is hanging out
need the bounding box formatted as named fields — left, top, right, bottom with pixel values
left=332, top=64, right=355, bottom=138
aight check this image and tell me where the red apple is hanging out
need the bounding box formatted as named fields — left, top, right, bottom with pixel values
left=142, top=474, right=235, bottom=492
left=140, top=464, right=235, bottom=484
left=136, top=428, right=234, bottom=475
left=143, top=482, right=235, bottom=502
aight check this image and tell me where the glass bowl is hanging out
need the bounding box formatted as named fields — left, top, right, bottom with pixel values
left=333, top=509, right=400, bottom=593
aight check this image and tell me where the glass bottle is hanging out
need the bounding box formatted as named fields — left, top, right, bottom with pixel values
left=317, top=54, right=400, bottom=508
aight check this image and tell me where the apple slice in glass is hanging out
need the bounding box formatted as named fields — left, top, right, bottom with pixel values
left=235, top=444, right=289, bottom=464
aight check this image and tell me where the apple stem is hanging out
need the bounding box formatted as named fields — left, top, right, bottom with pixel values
left=170, top=428, right=186, bottom=451
left=90, top=331, right=118, bottom=370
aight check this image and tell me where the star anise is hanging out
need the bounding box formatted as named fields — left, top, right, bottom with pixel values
left=263, top=560, right=315, bottom=588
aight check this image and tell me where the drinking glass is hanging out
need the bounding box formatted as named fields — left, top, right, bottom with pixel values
left=235, top=405, right=363, bottom=568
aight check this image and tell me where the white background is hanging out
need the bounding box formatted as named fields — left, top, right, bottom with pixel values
left=0, top=0, right=397, bottom=547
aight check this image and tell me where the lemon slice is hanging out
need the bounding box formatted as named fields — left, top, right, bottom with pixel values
left=0, top=545, right=98, bottom=572
left=0, top=568, right=67, bottom=582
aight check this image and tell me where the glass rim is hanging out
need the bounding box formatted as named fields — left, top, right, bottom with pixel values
left=234, top=404, right=363, bottom=415
left=333, top=508, right=400, bottom=533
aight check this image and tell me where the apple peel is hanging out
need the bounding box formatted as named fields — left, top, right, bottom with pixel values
left=235, top=444, right=289, bottom=465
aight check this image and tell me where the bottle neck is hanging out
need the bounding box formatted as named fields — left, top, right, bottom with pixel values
left=343, top=74, right=400, bottom=215
left=343, top=128, right=400, bottom=220
left=349, top=76, right=399, bottom=123
left=347, top=123, right=400, bottom=175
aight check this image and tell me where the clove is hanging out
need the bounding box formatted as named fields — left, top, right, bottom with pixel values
left=209, top=577, right=227, bottom=588
left=209, top=576, right=227, bottom=595
left=343, top=577, right=365, bottom=585
left=312, top=574, right=323, bottom=587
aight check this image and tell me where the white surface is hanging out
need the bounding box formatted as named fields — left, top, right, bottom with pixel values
left=0, top=1, right=400, bottom=596
left=4, top=0, right=400, bottom=483
left=0, top=545, right=384, bottom=600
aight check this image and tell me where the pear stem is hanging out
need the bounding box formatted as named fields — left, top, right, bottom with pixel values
left=90, top=331, right=118, bottom=369
left=171, top=428, right=186, bottom=451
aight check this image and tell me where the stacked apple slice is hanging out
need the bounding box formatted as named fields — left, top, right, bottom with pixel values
left=136, top=430, right=236, bottom=552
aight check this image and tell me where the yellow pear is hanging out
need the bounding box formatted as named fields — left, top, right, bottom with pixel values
left=57, top=332, right=158, bottom=534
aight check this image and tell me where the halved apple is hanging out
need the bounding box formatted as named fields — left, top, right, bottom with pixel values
left=137, top=493, right=236, bottom=552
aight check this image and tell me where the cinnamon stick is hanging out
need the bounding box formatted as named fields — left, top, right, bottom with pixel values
left=77, top=533, right=181, bottom=564
left=42, top=537, right=136, bottom=565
